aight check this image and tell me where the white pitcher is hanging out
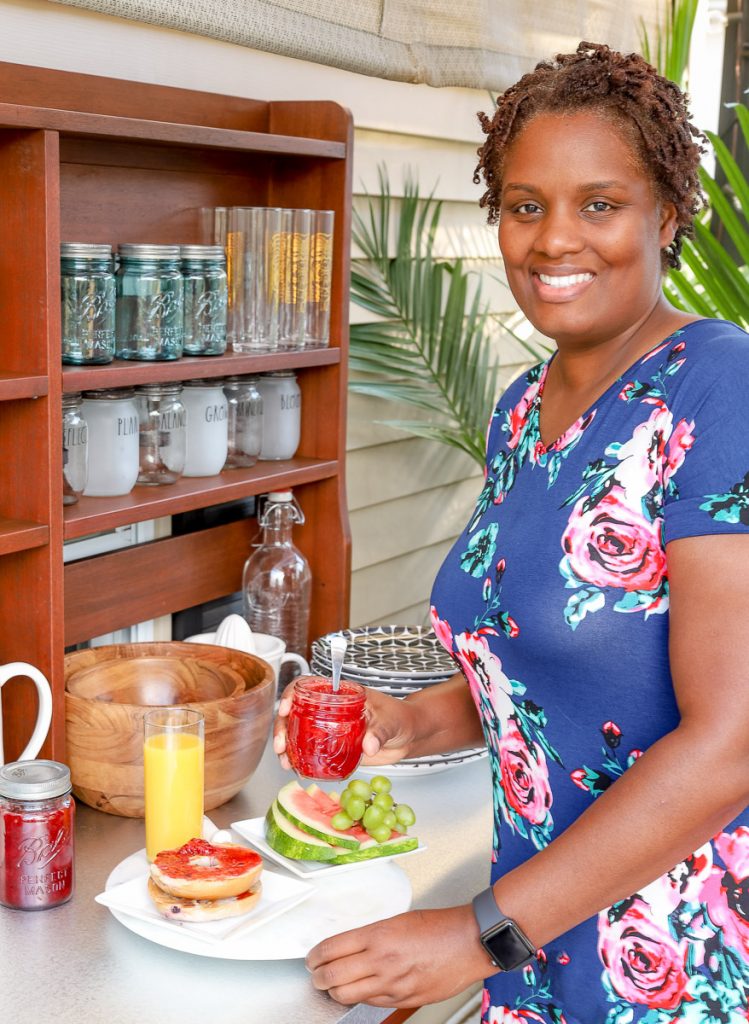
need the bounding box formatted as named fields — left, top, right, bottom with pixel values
left=0, top=663, right=53, bottom=765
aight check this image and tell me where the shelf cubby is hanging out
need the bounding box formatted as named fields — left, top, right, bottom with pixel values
left=0, top=61, right=353, bottom=762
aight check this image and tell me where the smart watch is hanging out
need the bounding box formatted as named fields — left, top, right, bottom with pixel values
left=471, top=887, right=537, bottom=971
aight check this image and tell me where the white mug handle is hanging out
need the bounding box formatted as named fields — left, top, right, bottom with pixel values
left=279, top=653, right=310, bottom=677
left=0, top=662, right=53, bottom=766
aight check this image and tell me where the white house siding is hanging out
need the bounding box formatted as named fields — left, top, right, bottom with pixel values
left=0, top=0, right=663, bottom=634
left=348, top=130, right=541, bottom=628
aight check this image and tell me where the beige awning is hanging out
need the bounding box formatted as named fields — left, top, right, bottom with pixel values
left=48, top=0, right=660, bottom=91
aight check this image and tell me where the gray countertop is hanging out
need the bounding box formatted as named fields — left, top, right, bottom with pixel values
left=1, top=743, right=492, bottom=1024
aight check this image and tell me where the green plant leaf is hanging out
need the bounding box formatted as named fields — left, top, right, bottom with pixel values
left=349, top=168, right=504, bottom=467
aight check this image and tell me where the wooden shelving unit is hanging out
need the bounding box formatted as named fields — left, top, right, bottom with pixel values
left=0, top=62, right=353, bottom=763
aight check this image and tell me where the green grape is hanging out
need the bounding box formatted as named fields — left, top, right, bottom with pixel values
left=330, top=811, right=353, bottom=831
left=372, top=792, right=394, bottom=811
left=362, top=803, right=385, bottom=830
left=369, top=775, right=392, bottom=795
left=339, top=789, right=353, bottom=812
left=348, top=779, right=372, bottom=800
left=346, top=795, right=366, bottom=821
left=382, top=810, right=397, bottom=830
left=394, top=803, right=416, bottom=827
left=368, top=824, right=392, bottom=844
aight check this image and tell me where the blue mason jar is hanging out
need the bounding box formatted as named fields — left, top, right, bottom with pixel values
left=115, top=244, right=184, bottom=360
left=60, top=243, right=116, bottom=364
left=180, top=244, right=228, bottom=356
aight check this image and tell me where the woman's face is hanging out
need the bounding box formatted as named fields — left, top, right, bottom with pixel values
left=498, top=110, right=677, bottom=347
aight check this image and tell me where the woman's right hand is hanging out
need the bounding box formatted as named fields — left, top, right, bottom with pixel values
left=272, top=683, right=417, bottom=771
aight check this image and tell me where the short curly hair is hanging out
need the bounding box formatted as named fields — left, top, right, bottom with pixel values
left=474, top=41, right=706, bottom=269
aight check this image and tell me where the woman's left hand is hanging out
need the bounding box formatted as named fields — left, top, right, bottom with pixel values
left=305, top=905, right=496, bottom=1008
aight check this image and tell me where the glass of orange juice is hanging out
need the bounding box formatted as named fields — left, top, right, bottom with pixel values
left=144, top=708, right=204, bottom=862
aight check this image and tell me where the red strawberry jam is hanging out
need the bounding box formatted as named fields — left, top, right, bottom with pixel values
left=0, top=761, right=75, bottom=911
left=286, top=677, right=366, bottom=780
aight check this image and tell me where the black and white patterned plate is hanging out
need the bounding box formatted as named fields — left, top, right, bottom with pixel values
left=312, top=626, right=456, bottom=680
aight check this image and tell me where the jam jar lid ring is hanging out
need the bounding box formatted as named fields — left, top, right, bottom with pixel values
left=0, top=760, right=71, bottom=800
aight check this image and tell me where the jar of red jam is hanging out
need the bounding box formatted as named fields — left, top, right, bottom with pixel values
left=286, top=676, right=367, bottom=780
left=0, top=760, right=75, bottom=911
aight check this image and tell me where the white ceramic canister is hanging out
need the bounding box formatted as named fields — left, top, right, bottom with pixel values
left=81, top=388, right=140, bottom=496
left=256, top=371, right=301, bottom=460
left=181, top=379, right=228, bottom=477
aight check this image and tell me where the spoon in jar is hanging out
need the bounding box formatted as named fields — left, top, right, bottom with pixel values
left=329, top=634, right=347, bottom=693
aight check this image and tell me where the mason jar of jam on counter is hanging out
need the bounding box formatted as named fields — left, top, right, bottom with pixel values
left=0, top=760, right=75, bottom=911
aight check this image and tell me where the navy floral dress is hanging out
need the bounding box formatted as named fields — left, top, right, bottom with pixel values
left=430, top=319, right=749, bottom=1024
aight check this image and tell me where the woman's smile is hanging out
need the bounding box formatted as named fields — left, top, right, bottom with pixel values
left=531, top=267, right=596, bottom=302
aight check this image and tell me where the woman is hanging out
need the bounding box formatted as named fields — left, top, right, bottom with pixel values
left=275, top=42, right=749, bottom=1022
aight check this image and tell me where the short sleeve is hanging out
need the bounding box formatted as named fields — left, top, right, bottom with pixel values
left=664, top=323, right=749, bottom=544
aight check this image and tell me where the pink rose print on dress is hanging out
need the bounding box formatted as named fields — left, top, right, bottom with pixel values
left=487, top=1007, right=546, bottom=1024
left=610, top=404, right=694, bottom=502
left=715, top=827, right=749, bottom=881
left=559, top=486, right=668, bottom=628
left=507, top=377, right=542, bottom=451
left=598, top=899, right=690, bottom=1010
left=562, top=487, right=666, bottom=591
left=497, top=718, right=552, bottom=827
left=429, top=606, right=454, bottom=656
left=700, top=828, right=749, bottom=961
left=453, top=630, right=514, bottom=721
left=452, top=631, right=560, bottom=850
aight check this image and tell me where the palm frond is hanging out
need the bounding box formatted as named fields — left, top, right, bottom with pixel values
left=639, top=0, right=698, bottom=86
left=350, top=170, right=503, bottom=467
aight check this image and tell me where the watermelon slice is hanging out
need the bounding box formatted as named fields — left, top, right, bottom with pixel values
left=271, top=781, right=419, bottom=863
left=275, top=780, right=360, bottom=850
left=329, top=833, right=418, bottom=864
left=264, top=800, right=338, bottom=861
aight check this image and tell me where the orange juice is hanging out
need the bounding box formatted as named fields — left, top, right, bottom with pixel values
left=144, top=731, right=204, bottom=862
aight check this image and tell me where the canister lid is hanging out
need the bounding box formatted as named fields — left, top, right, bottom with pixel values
left=0, top=760, right=71, bottom=800
left=81, top=388, right=136, bottom=400
left=118, top=244, right=181, bottom=260
left=179, top=245, right=226, bottom=261
left=134, top=382, right=183, bottom=395
left=61, top=242, right=113, bottom=259
left=267, top=490, right=293, bottom=502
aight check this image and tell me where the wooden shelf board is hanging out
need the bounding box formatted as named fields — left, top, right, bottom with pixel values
left=0, top=517, right=49, bottom=555
left=63, top=457, right=339, bottom=539
left=62, top=348, right=339, bottom=392
left=0, top=103, right=346, bottom=159
left=0, top=375, right=49, bottom=401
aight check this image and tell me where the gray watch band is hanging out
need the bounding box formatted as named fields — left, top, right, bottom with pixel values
left=471, top=886, right=537, bottom=971
left=472, top=885, right=507, bottom=932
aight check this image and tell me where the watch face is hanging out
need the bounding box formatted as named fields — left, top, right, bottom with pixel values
left=483, top=920, right=535, bottom=971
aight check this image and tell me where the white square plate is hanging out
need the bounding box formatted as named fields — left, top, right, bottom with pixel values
left=230, top=816, right=425, bottom=879
left=95, top=859, right=313, bottom=945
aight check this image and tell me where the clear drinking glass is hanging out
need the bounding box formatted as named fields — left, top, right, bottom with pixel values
left=305, top=210, right=334, bottom=348
left=144, top=708, right=204, bottom=863
left=279, top=208, right=312, bottom=351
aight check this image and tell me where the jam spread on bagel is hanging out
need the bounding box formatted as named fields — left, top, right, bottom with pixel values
left=153, top=839, right=262, bottom=880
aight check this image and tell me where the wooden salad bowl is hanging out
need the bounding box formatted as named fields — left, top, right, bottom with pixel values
left=64, top=642, right=275, bottom=818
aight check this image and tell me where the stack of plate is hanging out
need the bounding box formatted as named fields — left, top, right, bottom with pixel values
left=310, top=625, right=488, bottom=776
